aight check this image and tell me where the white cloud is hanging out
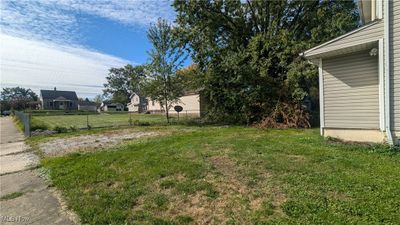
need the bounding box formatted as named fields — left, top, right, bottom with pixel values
left=0, top=0, right=174, bottom=98
left=1, top=0, right=80, bottom=44
left=1, top=0, right=175, bottom=44
left=53, top=0, right=175, bottom=26
left=0, top=34, right=129, bottom=98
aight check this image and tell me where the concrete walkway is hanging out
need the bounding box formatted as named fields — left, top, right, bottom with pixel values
left=0, top=117, right=76, bottom=225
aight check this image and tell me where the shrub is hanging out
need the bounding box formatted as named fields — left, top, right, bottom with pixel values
left=254, top=102, right=311, bottom=129
left=30, top=122, right=49, bottom=131
left=138, top=121, right=151, bottom=126
left=133, top=119, right=150, bottom=126
left=54, top=126, right=68, bottom=133
left=177, top=118, right=205, bottom=126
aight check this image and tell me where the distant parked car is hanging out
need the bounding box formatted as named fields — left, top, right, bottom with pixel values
left=2, top=111, right=11, bottom=116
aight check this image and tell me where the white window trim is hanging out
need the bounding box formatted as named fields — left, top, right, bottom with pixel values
left=319, top=58, right=324, bottom=136
left=376, top=0, right=383, bottom=19
left=371, top=0, right=376, bottom=21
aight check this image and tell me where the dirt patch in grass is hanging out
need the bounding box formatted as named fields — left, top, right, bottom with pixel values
left=39, top=130, right=161, bottom=157
left=287, top=154, right=306, bottom=162
left=134, top=155, right=285, bottom=224
left=209, top=155, right=236, bottom=176
left=327, top=191, right=351, bottom=201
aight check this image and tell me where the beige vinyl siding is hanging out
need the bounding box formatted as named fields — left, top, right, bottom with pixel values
left=323, top=50, right=379, bottom=129
left=167, top=94, right=200, bottom=115
left=310, top=21, right=383, bottom=56
left=390, top=1, right=400, bottom=130
left=147, top=94, right=201, bottom=116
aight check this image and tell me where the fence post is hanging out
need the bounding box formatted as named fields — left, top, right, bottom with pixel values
left=27, top=113, right=31, bottom=137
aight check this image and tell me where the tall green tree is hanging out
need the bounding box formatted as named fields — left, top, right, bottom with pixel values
left=93, top=94, right=104, bottom=105
left=0, top=87, right=38, bottom=111
left=103, top=64, right=146, bottom=103
left=145, top=18, right=187, bottom=123
left=173, top=0, right=359, bottom=124
left=176, top=64, right=204, bottom=92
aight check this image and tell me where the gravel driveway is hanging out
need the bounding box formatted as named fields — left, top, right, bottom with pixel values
left=39, top=130, right=160, bottom=157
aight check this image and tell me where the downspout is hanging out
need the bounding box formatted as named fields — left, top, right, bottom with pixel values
left=318, top=58, right=324, bottom=136
left=384, top=0, right=394, bottom=145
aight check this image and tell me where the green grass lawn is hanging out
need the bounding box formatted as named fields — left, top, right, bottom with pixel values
left=41, top=127, right=400, bottom=224
left=31, top=113, right=183, bottom=130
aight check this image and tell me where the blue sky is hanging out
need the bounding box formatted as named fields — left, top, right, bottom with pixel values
left=0, top=0, right=178, bottom=98
left=78, top=13, right=153, bottom=64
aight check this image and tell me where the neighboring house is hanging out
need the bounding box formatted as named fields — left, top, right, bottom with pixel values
left=40, top=88, right=78, bottom=110
left=28, top=101, right=41, bottom=110
left=147, top=93, right=201, bottom=117
left=302, top=0, right=399, bottom=144
left=78, top=101, right=98, bottom=111
left=101, top=102, right=124, bottom=112
left=127, top=93, right=147, bottom=113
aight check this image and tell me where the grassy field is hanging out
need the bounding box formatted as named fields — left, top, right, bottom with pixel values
left=31, top=113, right=185, bottom=130
left=40, top=126, right=400, bottom=224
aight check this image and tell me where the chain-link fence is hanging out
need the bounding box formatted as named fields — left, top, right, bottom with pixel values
left=25, top=111, right=203, bottom=134
left=14, top=111, right=31, bottom=137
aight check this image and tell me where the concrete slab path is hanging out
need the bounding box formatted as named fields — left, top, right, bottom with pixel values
left=0, top=117, right=76, bottom=225
left=0, top=142, right=29, bottom=156
left=0, top=117, right=24, bottom=144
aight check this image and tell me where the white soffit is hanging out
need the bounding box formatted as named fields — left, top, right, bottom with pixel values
left=305, top=40, right=378, bottom=60
left=302, top=21, right=382, bottom=59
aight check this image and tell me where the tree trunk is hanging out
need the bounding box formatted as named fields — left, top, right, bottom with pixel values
left=165, top=98, right=170, bottom=124
left=164, top=75, right=170, bottom=124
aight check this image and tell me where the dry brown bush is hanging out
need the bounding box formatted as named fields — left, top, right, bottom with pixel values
left=254, top=102, right=311, bottom=128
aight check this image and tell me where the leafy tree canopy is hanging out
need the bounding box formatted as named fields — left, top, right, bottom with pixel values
left=144, top=18, right=187, bottom=123
left=173, top=0, right=359, bottom=124
left=176, top=64, right=204, bottom=93
left=93, top=94, right=104, bottom=105
left=1, top=87, right=38, bottom=102
left=103, top=64, right=146, bottom=104
left=0, top=86, right=39, bottom=111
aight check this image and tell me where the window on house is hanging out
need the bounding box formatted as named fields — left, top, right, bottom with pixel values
left=152, top=101, right=155, bottom=106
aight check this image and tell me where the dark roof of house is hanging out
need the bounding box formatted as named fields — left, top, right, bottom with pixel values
left=40, top=90, right=78, bottom=101
left=78, top=101, right=97, bottom=106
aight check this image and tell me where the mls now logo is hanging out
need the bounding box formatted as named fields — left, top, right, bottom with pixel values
left=0, top=215, right=30, bottom=223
